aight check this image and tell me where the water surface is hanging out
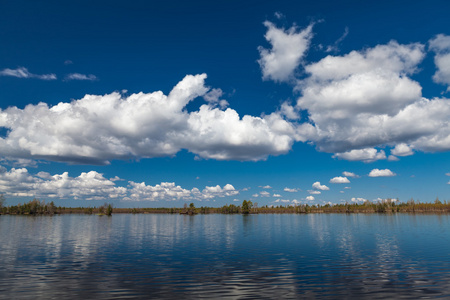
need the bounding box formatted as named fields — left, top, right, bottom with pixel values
left=1, top=213, right=450, bottom=299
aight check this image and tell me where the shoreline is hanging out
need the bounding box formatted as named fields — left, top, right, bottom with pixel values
left=3, top=198, right=450, bottom=216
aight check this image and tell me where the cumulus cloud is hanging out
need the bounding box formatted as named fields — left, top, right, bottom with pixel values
left=312, top=181, right=329, bottom=191
left=429, top=34, right=450, bottom=91
left=6, top=28, right=450, bottom=166
left=305, top=195, right=315, bottom=201
left=329, top=176, right=350, bottom=184
left=65, top=73, right=98, bottom=81
left=294, top=40, right=450, bottom=158
left=278, top=102, right=300, bottom=120
left=0, top=167, right=126, bottom=200
left=333, top=148, right=386, bottom=163
left=0, top=165, right=240, bottom=202
left=258, top=21, right=313, bottom=82
left=273, top=193, right=281, bottom=197
left=391, top=143, right=413, bottom=156
left=308, top=190, right=321, bottom=195
left=351, top=197, right=367, bottom=203
left=127, top=182, right=193, bottom=201
left=294, top=36, right=450, bottom=159
left=284, top=187, right=298, bottom=192
left=368, top=168, right=396, bottom=177
left=342, top=171, right=359, bottom=178
left=260, top=185, right=272, bottom=189
left=127, top=182, right=239, bottom=202
left=198, top=184, right=239, bottom=199
left=388, top=155, right=400, bottom=161
left=0, top=67, right=56, bottom=80
left=259, top=191, right=271, bottom=197
left=203, top=88, right=228, bottom=109
left=0, top=74, right=300, bottom=164
left=274, top=199, right=290, bottom=203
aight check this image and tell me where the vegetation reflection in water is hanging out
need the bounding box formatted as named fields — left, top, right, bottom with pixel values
left=2, top=213, right=450, bottom=299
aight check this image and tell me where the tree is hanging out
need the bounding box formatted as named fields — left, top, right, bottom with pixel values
left=106, top=203, right=113, bottom=216
left=435, top=197, right=442, bottom=205
left=188, top=202, right=196, bottom=215
left=242, top=200, right=253, bottom=214
left=0, top=194, right=5, bottom=214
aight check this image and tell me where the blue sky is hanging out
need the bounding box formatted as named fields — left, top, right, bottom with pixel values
left=1, top=0, right=450, bottom=207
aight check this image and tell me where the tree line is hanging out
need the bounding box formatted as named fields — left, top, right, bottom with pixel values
left=2, top=197, right=450, bottom=216
left=0, top=197, right=113, bottom=216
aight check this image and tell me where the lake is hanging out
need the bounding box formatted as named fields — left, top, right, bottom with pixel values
left=1, top=213, right=450, bottom=299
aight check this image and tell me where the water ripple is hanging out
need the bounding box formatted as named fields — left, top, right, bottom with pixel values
left=2, top=214, right=450, bottom=298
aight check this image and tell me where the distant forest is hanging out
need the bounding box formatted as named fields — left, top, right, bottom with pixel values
left=2, top=196, right=450, bottom=215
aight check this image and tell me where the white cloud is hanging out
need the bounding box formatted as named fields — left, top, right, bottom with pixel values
left=258, top=21, right=313, bottom=82
left=296, top=41, right=431, bottom=156
left=375, top=198, right=398, bottom=203
left=0, top=167, right=126, bottom=200
left=334, top=148, right=386, bottom=163
left=259, top=191, right=271, bottom=197
left=279, top=102, right=300, bottom=120
left=127, top=182, right=238, bottom=202
left=368, top=168, right=396, bottom=177
left=391, top=143, right=413, bottom=156
left=274, top=12, right=284, bottom=19
left=273, top=193, right=281, bottom=197
left=203, top=88, right=229, bottom=109
left=127, top=181, right=191, bottom=201
left=308, top=190, right=321, bottom=195
left=330, top=176, right=350, bottom=184
left=351, top=197, right=367, bottom=203
left=388, top=155, right=400, bottom=161
left=342, top=171, right=359, bottom=178
left=312, top=181, right=329, bottom=191
left=326, top=27, right=349, bottom=53
left=429, top=34, right=450, bottom=91
left=294, top=36, right=450, bottom=158
left=260, top=185, right=272, bottom=189
left=0, top=74, right=299, bottom=164
left=200, top=184, right=239, bottom=199
left=6, top=31, right=450, bottom=166
left=0, top=67, right=56, bottom=80
left=284, top=187, right=298, bottom=192
left=65, top=73, right=98, bottom=81
left=305, top=195, right=315, bottom=201
left=252, top=194, right=259, bottom=197
left=0, top=165, right=240, bottom=202
left=275, top=199, right=291, bottom=203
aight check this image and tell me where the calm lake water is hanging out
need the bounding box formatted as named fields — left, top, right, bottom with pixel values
left=1, top=213, right=450, bottom=299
